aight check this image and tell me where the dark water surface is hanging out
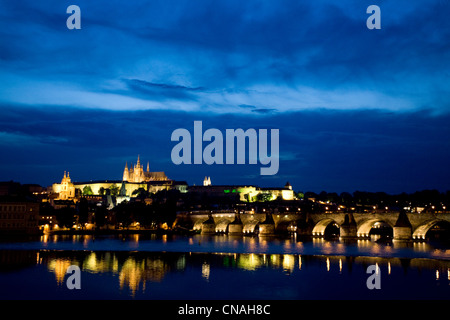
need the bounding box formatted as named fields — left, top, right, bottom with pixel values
left=0, top=234, right=449, bottom=300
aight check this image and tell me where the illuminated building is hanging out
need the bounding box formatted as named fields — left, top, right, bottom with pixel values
left=189, top=182, right=295, bottom=202
left=123, top=155, right=168, bottom=183
left=51, top=171, right=75, bottom=200
left=50, top=156, right=187, bottom=202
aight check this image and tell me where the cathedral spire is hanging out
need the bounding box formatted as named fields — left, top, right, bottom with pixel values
left=147, top=162, right=150, bottom=172
left=123, top=162, right=129, bottom=181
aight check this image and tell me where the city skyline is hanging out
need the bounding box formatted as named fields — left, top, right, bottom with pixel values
left=0, top=0, right=449, bottom=193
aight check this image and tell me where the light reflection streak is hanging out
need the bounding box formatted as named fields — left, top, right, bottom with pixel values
left=27, top=234, right=450, bottom=297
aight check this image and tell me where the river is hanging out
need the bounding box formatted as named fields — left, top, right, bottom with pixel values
left=0, top=234, right=449, bottom=299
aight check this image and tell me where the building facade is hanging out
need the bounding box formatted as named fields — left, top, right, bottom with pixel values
left=0, top=201, right=40, bottom=234
left=51, top=171, right=75, bottom=200
left=188, top=182, right=295, bottom=202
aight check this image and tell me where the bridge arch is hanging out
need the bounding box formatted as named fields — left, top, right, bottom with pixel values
left=312, top=218, right=339, bottom=236
left=412, top=219, right=450, bottom=240
left=243, top=221, right=260, bottom=234
left=193, top=219, right=206, bottom=231
left=215, top=219, right=231, bottom=233
left=357, top=219, right=393, bottom=237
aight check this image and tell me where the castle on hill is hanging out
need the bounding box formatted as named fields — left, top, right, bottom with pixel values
left=122, top=155, right=168, bottom=183
left=50, top=155, right=294, bottom=204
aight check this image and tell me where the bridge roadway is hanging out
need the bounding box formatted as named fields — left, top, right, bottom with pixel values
left=175, top=211, right=450, bottom=241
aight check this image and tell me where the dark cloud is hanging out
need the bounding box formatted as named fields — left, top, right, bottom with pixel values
left=0, top=104, right=449, bottom=193
left=252, top=108, right=277, bottom=114
left=123, top=79, right=206, bottom=101
left=0, top=1, right=449, bottom=192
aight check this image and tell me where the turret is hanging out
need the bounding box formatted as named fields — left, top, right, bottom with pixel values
left=203, top=176, right=212, bottom=186
left=123, top=162, right=129, bottom=181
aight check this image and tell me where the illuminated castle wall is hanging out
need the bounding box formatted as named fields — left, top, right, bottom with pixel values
left=50, top=156, right=292, bottom=202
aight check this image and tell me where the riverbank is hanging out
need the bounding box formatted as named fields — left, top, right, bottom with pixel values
left=46, top=227, right=199, bottom=236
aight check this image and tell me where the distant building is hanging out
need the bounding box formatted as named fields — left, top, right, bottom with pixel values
left=189, top=181, right=295, bottom=202
left=49, top=156, right=292, bottom=207
left=50, top=156, right=187, bottom=206
left=123, top=155, right=168, bottom=183
left=0, top=200, right=40, bottom=234
left=51, top=171, right=75, bottom=200
left=203, top=176, right=212, bottom=186
left=0, top=181, right=22, bottom=196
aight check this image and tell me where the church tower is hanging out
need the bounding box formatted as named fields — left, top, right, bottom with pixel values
left=56, top=171, right=75, bottom=200
left=123, top=162, right=129, bottom=181
left=203, top=176, right=211, bottom=186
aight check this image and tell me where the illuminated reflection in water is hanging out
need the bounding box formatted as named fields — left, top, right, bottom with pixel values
left=0, top=234, right=449, bottom=299
left=23, top=234, right=450, bottom=260
left=0, top=249, right=449, bottom=299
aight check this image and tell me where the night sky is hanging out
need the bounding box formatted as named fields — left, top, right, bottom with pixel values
left=0, top=0, right=449, bottom=194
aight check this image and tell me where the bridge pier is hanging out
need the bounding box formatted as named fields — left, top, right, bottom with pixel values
left=228, top=214, right=243, bottom=235
left=339, top=213, right=357, bottom=239
left=259, top=213, right=275, bottom=236
left=296, top=214, right=315, bottom=237
left=393, top=211, right=412, bottom=241
left=201, top=214, right=216, bottom=235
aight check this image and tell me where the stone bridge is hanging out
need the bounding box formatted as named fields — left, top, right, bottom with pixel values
left=175, top=211, right=450, bottom=241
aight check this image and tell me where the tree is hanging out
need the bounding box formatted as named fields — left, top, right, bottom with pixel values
left=256, top=193, right=273, bottom=202
left=94, top=205, right=108, bottom=229
left=55, top=206, right=76, bottom=229
left=109, top=184, right=119, bottom=196
left=78, top=197, right=89, bottom=228
left=114, top=202, right=132, bottom=229
left=99, top=187, right=105, bottom=196
left=132, top=187, right=149, bottom=200
left=82, top=185, right=93, bottom=196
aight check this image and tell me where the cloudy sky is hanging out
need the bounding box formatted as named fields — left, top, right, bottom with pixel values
left=0, top=0, right=449, bottom=193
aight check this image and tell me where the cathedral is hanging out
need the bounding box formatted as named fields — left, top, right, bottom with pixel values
left=123, top=155, right=168, bottom=183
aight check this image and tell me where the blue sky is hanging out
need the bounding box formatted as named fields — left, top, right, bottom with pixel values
left=0, top=0, right=449, bottom=193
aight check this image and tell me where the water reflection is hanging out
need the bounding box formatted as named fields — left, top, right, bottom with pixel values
left=38, top=251, right=450, bottom=295
left=32, top=234, right=450, bottom=260
left=1, top=249, right=449, bottom=299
